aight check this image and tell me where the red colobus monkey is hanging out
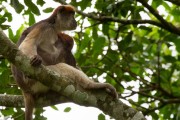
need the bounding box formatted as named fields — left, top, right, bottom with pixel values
left=11, top=5, right=117, bottom=120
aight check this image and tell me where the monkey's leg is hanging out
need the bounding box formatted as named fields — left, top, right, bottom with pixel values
left=47, top=63, right=118, bottom=98
left=23, top=92, right=34, bottom=120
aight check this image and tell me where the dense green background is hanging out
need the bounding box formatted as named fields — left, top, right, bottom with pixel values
left=1, top=0, right=180, bottom=119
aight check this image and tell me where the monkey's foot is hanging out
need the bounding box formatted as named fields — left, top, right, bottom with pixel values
left=105, top=84, right=118, bottom=99
left=30, top=55, right=42, bottom=67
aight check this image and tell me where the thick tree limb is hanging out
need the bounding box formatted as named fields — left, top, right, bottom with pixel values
left=0, top=29, right=146, bottom=120
left=0, top=94, right=70, bottom=107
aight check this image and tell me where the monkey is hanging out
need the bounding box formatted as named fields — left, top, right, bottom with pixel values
left=11, top=5, right=118, bottom=120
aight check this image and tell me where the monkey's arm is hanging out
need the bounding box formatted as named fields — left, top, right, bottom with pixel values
left=18, top=36, right=37, bottom=58
left=18, top=28, right=43, bottom=66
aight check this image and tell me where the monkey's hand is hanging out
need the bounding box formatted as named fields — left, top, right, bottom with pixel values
left=30, top=55, right=42, bottom=67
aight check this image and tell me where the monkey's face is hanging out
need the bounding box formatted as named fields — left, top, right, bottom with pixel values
left=56, top=11, right=77, bottom=31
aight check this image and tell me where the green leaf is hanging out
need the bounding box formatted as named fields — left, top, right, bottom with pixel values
left=92, top=26, right=98, bottom=39
left=132, top=6, right=143, bottom=19
left=0, top=70, right=10, bottom=85
left=118, top=32, right=133, bottom=51
left=14, top=25, right=25, bottom=42
left=152, top=0, right=162, bottom=8
left=64, top=107, right=71, bottom=112
left=11, top=108, right=24, bottom=119
left=120, top=3, right=130, bottom=17
left=102, top=24, right=109, bottom=35
left=29, top=12, right=36, bottom=26
left=0, top=59, right=7, bottom=68
left=95, top=0, right=106, bottom=10
left=8, top=28, right=14, bottom=40
left=92, top=36, right=106, bottom=55
left=151, top=111, right=159, bottom=119
left=171, top=8, right=180, bottom=21
left=0, top=17, right=6, bottom=24
left=91, top=36, right=106, bottom=61
left=98, top=113, right=105, bottom=120
left=0, top=24, right=10, bottom=30
left=162, top=1, right=171, bottom=11
left=1, top=108, right=14, bottom=116
left=24, top=0, right=40, bottom=15
left=10, top=0, right=24, bottom=13
left=106, top=49, right=119, bottom=62
left=4, top=12, right=12, bottom=22
left=79, top=0, right=91, bottom=10
left=163, top=55, right=176, bottom=63
left=166, top=35, right=180, bottom=52
left=50, top=106, right=59, bottom=111
left=37, top=0, right=45, bottom=6
left=43, top=7, right=54, bottom=13
left=79, top=34, right=90, bottom=54
left=172, top=86, right=180, bottom=96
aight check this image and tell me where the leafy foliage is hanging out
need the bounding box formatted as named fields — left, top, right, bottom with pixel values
left=1, top=0, right=180, bottom=119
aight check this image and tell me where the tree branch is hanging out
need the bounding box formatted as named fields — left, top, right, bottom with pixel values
left=0, top=29, right=146, bottom=120
left=78, top=12, right=168, bottom=30
left=0, top=93, right=70, bottom=108
left=137, top=0, right=180, bottom=35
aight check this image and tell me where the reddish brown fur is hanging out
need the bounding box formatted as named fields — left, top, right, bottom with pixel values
left=48, top=5, right=75, bottom=24
left=58, top=33, right=74, bottom=50
left=64, top=5, right=75, bottom=11
left=55, top=5, right=75, bottom=13
left=63, top=5, right=75, bottom=15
